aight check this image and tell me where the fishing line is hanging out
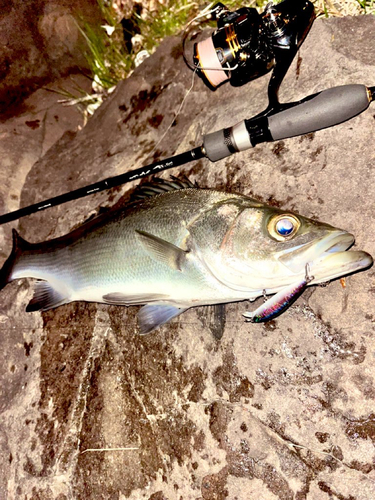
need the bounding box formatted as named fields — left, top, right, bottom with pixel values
left=146, top=66, right=198, bottom=161
left=148, top=0, right=247, bottom=163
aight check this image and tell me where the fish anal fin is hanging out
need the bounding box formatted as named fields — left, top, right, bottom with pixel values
left=138, top=304, right=186, bottom=335
left=135, top=230, right=188, bottom=271
left=26, top=280, right=69, bottom=312
left=103, top=292, right=169, bottom=305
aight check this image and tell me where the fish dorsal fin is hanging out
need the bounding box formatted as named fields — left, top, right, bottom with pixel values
left=131, top=176, right=198, bottom=201
left=26, top=280, right=69, bottom=312
left=135, top=230, right=188, bottom=271
left=138, top=304, right=187, bottom=334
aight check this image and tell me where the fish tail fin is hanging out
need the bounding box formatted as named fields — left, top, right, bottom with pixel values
left=0, top=229, right=31, bottom=291
left=1, top=230, right=70, bottom=312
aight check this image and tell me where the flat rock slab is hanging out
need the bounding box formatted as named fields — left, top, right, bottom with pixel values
left=0, top=74, right=90, bottom=223
left=1, top=15, right=375, bottom=500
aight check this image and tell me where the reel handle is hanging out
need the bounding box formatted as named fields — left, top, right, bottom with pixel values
left=203, top=84, right=372, bottom=161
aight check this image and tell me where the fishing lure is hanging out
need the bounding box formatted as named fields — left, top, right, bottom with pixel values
left=243, top=264, right=314, bottom=323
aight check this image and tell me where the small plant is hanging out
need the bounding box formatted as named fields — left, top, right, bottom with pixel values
left=78, top=0, right=133, bottom=90
left=313, top=0, right=375, bottom=17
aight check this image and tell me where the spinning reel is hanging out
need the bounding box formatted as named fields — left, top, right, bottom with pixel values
left=192, top=0, right=315, bottom=103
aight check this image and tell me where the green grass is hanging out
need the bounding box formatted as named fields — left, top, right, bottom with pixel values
left=78, top=1, right=132, bottom=90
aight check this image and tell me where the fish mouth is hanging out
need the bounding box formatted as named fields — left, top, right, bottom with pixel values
left=279, top=231, right=373, bottom=283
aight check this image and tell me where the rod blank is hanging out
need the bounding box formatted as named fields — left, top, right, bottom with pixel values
left=0, top=147, right=204, bottom=225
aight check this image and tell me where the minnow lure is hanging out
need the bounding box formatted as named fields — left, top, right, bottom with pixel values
left=243, top=265, right=313, bottom=323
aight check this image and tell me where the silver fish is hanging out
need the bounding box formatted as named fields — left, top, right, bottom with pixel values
left=0, top=179, right=372, bottom=333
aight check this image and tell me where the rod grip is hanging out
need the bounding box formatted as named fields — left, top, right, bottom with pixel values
left=268, top=84, right=370, bottom=141
left=203, top=129, right=232, bottom=162
left=203, top=120, right=253, bottom=161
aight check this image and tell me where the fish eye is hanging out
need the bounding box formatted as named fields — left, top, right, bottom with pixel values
left=268, top=214, right=300, bottom=241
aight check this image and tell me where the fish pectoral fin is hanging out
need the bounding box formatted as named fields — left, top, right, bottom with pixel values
left=138, top=304, right=187, bottom=335
left=103, top=292, right=169, bottom=305
left=135, top=230, right=188, bottom=271
left=26, top=280, right=69, bottom=312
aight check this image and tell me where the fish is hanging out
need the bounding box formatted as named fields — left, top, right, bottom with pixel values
left=0, top=178, right=372, bottom=334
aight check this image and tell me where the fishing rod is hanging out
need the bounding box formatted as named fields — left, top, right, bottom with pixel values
left=0, top=0, right=373, bottom=225
left=0, top=83, right=373, bottom=226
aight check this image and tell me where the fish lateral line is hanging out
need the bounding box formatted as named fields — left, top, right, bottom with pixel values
left=243, top=264, right=314, bottom=323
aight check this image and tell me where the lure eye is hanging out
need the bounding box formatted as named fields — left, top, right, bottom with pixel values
left=268, top=214, right=300, bottom=241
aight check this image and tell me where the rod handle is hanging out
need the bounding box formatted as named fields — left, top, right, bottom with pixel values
left=203, top=120, right=254, bottom=161
left=268, top=84, right=371, bottom=141
left=203, top=84, right=371, bottom=161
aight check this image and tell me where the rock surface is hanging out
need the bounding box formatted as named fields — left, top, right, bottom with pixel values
left=0, top=14, right=375, bottom=500
left=0, top=0, right=100, bottom=116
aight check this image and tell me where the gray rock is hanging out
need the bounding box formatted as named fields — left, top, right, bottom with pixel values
left=0, top=0, right=99, bottom=115
left=0, top=14, right=374, bottom=500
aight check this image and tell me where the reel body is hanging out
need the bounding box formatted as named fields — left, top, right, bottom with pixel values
left=193, top=0, right=315, bottom=90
